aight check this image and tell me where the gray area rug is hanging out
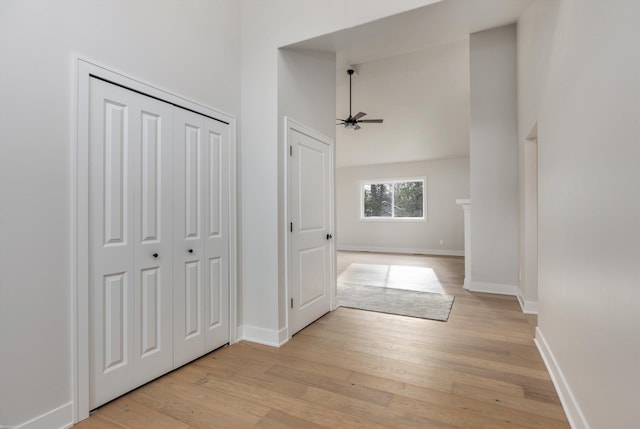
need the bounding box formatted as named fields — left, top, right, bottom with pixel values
left=337, top=282, right=455, bottom=322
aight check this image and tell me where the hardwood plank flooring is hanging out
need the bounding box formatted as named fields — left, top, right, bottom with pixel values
left=74, top=251, right=568, bottom=428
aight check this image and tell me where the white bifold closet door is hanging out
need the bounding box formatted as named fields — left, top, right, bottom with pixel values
left=89, top=78, right=230, bottom=409
left=172, top=108, right=230, bottom=368
left=89, top=78, right=174, bottom=408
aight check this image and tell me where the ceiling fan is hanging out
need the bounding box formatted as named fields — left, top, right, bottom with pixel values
left=337, top=69, right=383, bottom=130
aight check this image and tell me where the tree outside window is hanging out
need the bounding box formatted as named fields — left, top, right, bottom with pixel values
left=362, top=179, right=425, bottom=220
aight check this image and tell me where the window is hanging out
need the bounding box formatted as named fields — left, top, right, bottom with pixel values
left=361, top=178, right=425, bottom=220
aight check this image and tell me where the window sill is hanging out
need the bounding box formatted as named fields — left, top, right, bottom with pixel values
left=359, top=217, right=427, bottom=223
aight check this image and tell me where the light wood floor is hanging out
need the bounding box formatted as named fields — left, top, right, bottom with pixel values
left=75, top=251, right=568, bottom=428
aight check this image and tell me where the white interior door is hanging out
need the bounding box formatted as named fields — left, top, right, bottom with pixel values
left=288, top=121, right=333, bottom=335
left=173, top=109, right=230, bottom=367
left=89, top=78, right=173, bottom=408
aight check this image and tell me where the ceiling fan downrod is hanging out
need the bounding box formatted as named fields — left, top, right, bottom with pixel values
left=348, top=68, right=354, bottom=119
left=337, top=68, right=383, bottom=130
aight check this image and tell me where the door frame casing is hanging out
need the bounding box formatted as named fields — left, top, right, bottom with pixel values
left=283, top=117, right=336, bottom=340
left=72, top=58, right=238, bottom=423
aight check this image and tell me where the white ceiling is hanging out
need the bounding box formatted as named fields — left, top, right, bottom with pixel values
left=286, top=0, right=535, bottom=69
left=284, top=0, right=535, bottom=167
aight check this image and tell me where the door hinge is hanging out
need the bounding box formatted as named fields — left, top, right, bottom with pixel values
left=289, top=145, right=292, bottom=156
left=290, top=222, right=293, bottom=232
left=290, top=298, right=293, bottom=308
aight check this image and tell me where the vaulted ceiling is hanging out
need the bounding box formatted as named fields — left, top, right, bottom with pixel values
left=284, top=0, right=535, bottom=167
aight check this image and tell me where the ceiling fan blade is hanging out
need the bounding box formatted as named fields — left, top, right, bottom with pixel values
left=353, top=112, right=367, bottom=120
left=358, top=119, right=383, bottom=123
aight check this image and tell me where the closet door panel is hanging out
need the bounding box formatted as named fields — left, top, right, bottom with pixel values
left=203, top=119, right=230, bottom=350
left=133, top=97, right=174, bottom=386
left=89, top=79, right=137, bottom=408
left=90, top=78, right=174, bottom=408
left=173, top=109, right=206, bottom=367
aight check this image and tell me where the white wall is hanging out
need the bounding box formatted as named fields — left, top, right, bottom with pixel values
left=336, top=39, right=470, bottom=167
left=527, top=0, right=640, bottom=426
left=0, top=1, right=445, bottom=424
left=517, top=0, right=560, bottom=313
left=469, top=25, right=519, bottom=295
left=336, top=158, right=469, bottom=255
left=239, top=0, right=442, bottom=344
left=278, top=50, right=337, bottom=142
left=0, top=1, right=241, bottom=427
left=277, top=48, right=336, bottom=330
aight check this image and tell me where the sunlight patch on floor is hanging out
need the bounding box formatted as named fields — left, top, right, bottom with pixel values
left=338, top=263, right=446, bottom=294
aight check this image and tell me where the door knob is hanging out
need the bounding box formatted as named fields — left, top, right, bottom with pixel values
left=188, top=249, right=193, bottom=254
left=326, top=234, right=333, bottom=240
left=153, top=253, right=159, bottom=258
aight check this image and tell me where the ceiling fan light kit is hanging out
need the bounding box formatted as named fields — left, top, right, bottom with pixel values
left=337, top=68, right=384, bottom=130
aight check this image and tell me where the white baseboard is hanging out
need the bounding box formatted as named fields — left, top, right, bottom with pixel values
left=467, top=281, right=517, bottom=296
left=517, top=294, right=539, bottom=314
left=337, top=245, right=464, bottom=257
left=238, top=325, right=288, bottom=347
left=535, top=328, right=589, bottom=429
left=277, top=327, right=289, bottom=346
left=11, top=402, right=73, bottom=429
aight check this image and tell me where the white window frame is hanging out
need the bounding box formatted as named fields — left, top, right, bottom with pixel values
left=359, top=177, right=427, bottom=222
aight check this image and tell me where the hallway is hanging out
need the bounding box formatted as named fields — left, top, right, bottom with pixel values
left=75, top=252, right=564, bottom=428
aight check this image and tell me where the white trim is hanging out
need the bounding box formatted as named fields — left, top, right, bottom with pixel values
left=331, top=126, right=338, bottom=314
left=337, top=245, right=464, bottom=257
left=72, top=57, right=238, bottom=423
left=467, top=281, right=518, bottom=296
left=526, top=122, right=538, bottom=141
left=283, top=116, right=291, bottom=341
left=238, top=325, right=289, bottom=347
left=517, top=293, right=539, bottom=314
left=284, top=117, right=335, bottom=341
left=77, top=59, right=235, bottom=121
left=73, top=58, right=91, bottom=422
left=69, top=55, right=81, bottom=425
left=535, top=328, right=590, bottom=429
left=463, top=277, right=472, bottom=290
left=228, top=111, right=239, bottom=348
left=12, top=402, right=73, bottom=429
left=358, top=217, right=426, bottom=223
